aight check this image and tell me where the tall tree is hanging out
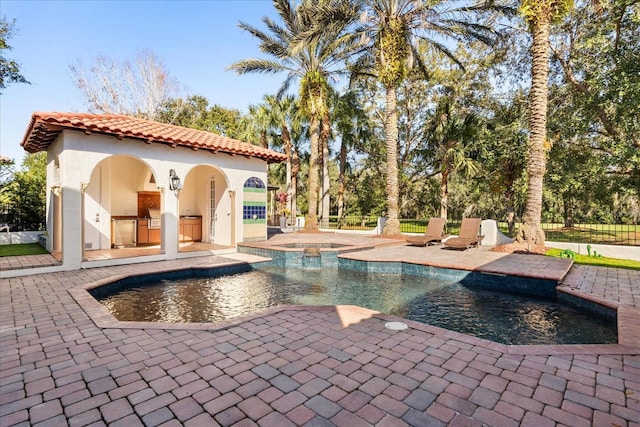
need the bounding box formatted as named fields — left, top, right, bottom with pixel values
left=482, top=93, right=528, bottom=235
left=332, top=91, right=372, bottom=224
left=247, top=94, right=304, bottom=220
left=0, top=17, right=29, bottom=92
left=158, top=95, right=246, bottom=139
left=547, top=0, right=639, bottom=201
left=319, top=108, right=332, bottom=227
left=550, top=0, right=639, bottom=150
left=70, top=49, right=183, bottom=120
left=516, top=0, right=573, bottom=246
left=271, top=95, right=303, bottom=220
left=426, top=98, right=482, bottom=221
left=228, top=0, right=356, bottom=230
left=315, top=0, right=508, bottom=235
left=4, top=153, right=46, bottom=231
left=0, top=156, right=15, bottom=213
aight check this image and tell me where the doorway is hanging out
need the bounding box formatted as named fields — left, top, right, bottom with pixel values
left=209, top=177, right=216, bottom=242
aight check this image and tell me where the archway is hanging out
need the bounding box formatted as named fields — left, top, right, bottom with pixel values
left=180, top=165, right=230, bottom=248
left=83, top=155, right=158, bottom=253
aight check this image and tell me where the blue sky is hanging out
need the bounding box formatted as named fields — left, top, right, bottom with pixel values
left=1, top=0, right=294, bottom=163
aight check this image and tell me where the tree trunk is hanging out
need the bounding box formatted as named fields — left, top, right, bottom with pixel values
left=319, top=111, right=331, bottom=228
left=305, top=114, right=320, bottom=231
left=337, top=136, right=347, bottom=225
left=439, top=169, right=449, bottom=221
left=282, top=123, right=293, bottom=221
left=563, top=195, right=574, bottom=228
left=291, top=147, right=299, bottom=220
left=517, top=17, right=549, bottom=246
left=382, top=85, right=401, bottom=235
left=260, top=130, right=268, bottom=149
left=504, top=187, right=516, bottom=236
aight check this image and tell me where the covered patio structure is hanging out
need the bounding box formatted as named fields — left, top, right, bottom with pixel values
left=20, top=112, right=286, bottom=271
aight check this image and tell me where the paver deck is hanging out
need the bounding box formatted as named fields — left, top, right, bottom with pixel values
left=1, top=233, right=639, bottom=426
left=0, top=253, right=61, bottom=271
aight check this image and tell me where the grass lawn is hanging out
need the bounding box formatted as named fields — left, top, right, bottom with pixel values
left=546, top=248, right=640, bottom=271
left=0, top=243, right=49, bottom=257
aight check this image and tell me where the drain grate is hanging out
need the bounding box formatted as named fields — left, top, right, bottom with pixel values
left=385, top=321, right=408, bottom=331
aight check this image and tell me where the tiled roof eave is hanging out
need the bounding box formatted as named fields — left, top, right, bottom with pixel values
left=21, top=113, right=287, bottom=164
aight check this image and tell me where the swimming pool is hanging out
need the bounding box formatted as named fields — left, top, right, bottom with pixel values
left=91, top=265, right=617, bottom=345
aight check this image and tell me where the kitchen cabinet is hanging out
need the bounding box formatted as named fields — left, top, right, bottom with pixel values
left=137, top=220, right=148, bottom=244
left=149, top=228, right=161, bottom=243
left=137, top=219, right=161, bottom=245
left=179, top=216, right=202, bottom=242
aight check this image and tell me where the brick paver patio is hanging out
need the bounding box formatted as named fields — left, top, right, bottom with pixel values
left=1, top=236, right=639, bottom=426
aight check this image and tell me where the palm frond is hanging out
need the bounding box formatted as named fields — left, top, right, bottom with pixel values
left=415, top=36, right=465, bottom=70
left=226, top=58, right=289, bottom=75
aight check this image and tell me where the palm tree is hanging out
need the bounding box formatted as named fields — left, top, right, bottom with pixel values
left=427, top=99, right=482, bottom=221
left=516, top=0, right=573, bottom=246
left=312, top=0, right=509, bottom=235
left=228, top=0, right=356, bottom=230
left=266, top=94, right=303, bottom=219
left=319, top=101, right=332, bottom=228
left=332, top=91, right=372, bottom=225
left=244, top=102, right=272, bottom=149
left=244, top=94, right=304, bottom=222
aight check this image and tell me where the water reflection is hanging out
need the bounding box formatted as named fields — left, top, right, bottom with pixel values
left=95, top=266, right=617, bottom=345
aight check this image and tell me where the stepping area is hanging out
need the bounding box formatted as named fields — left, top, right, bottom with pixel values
left=1, top=233, right=639, bottom=426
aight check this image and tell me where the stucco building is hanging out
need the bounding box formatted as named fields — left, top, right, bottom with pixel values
left=21, top=112, right=286, bottom=271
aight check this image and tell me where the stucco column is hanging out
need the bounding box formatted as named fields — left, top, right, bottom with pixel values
left=61, top=184, right=83, bottom=270
left=229, top=190, right=236, bottom=246
left=162, top=186, right=180, bottom=259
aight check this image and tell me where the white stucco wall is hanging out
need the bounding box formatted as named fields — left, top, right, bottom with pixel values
left=46, top=140, right=65, bottom=253
left=50, top=130, right=269, bottom=270
left=546, top=241, right=640, bottom=262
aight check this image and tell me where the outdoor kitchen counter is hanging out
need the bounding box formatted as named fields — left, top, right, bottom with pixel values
left=179, top=215, right=202, bottom=242
left=137, top=218, right=160, bottom=245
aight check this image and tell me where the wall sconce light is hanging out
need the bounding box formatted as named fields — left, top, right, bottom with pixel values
left=169, top=169, right=181, bottom=195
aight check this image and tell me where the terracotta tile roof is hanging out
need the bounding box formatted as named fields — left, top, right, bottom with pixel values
left=21, top=112, right=287, bottom=164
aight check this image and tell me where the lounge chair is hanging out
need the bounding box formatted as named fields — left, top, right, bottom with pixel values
left=406, top=217, right=449, bottom=246
left=443, top=218, right=484, bottom=250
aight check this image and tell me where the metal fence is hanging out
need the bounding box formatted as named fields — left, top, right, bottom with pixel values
left=321, top=215, right=378, bottom=231
left=3, top=209, right=638, bottom=246
left=321, top=215, right=639, bottom=246
left=539, top=222, right=639, bottom=247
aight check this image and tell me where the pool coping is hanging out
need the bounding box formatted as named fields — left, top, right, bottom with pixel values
left=68, top=257, right=640, bottom=356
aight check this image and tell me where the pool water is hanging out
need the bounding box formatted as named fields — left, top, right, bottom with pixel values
left=93, top=266, right=617, bottom=345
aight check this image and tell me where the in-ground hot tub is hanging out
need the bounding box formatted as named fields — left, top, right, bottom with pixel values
left=273, top=243, right=350, bottom=249
left=238, top=240, right=376, bottom=268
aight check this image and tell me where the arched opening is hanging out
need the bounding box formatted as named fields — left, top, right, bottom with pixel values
left=179, top=165, right=231, bottom=251
left=83, top=155, right=160, bottom=255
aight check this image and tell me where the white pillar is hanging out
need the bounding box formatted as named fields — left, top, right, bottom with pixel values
left=480, top=219, right=514, bottom=246
left=61, top=184, right=83, bottom=270
left=162, top=187, right=179, bottom=259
